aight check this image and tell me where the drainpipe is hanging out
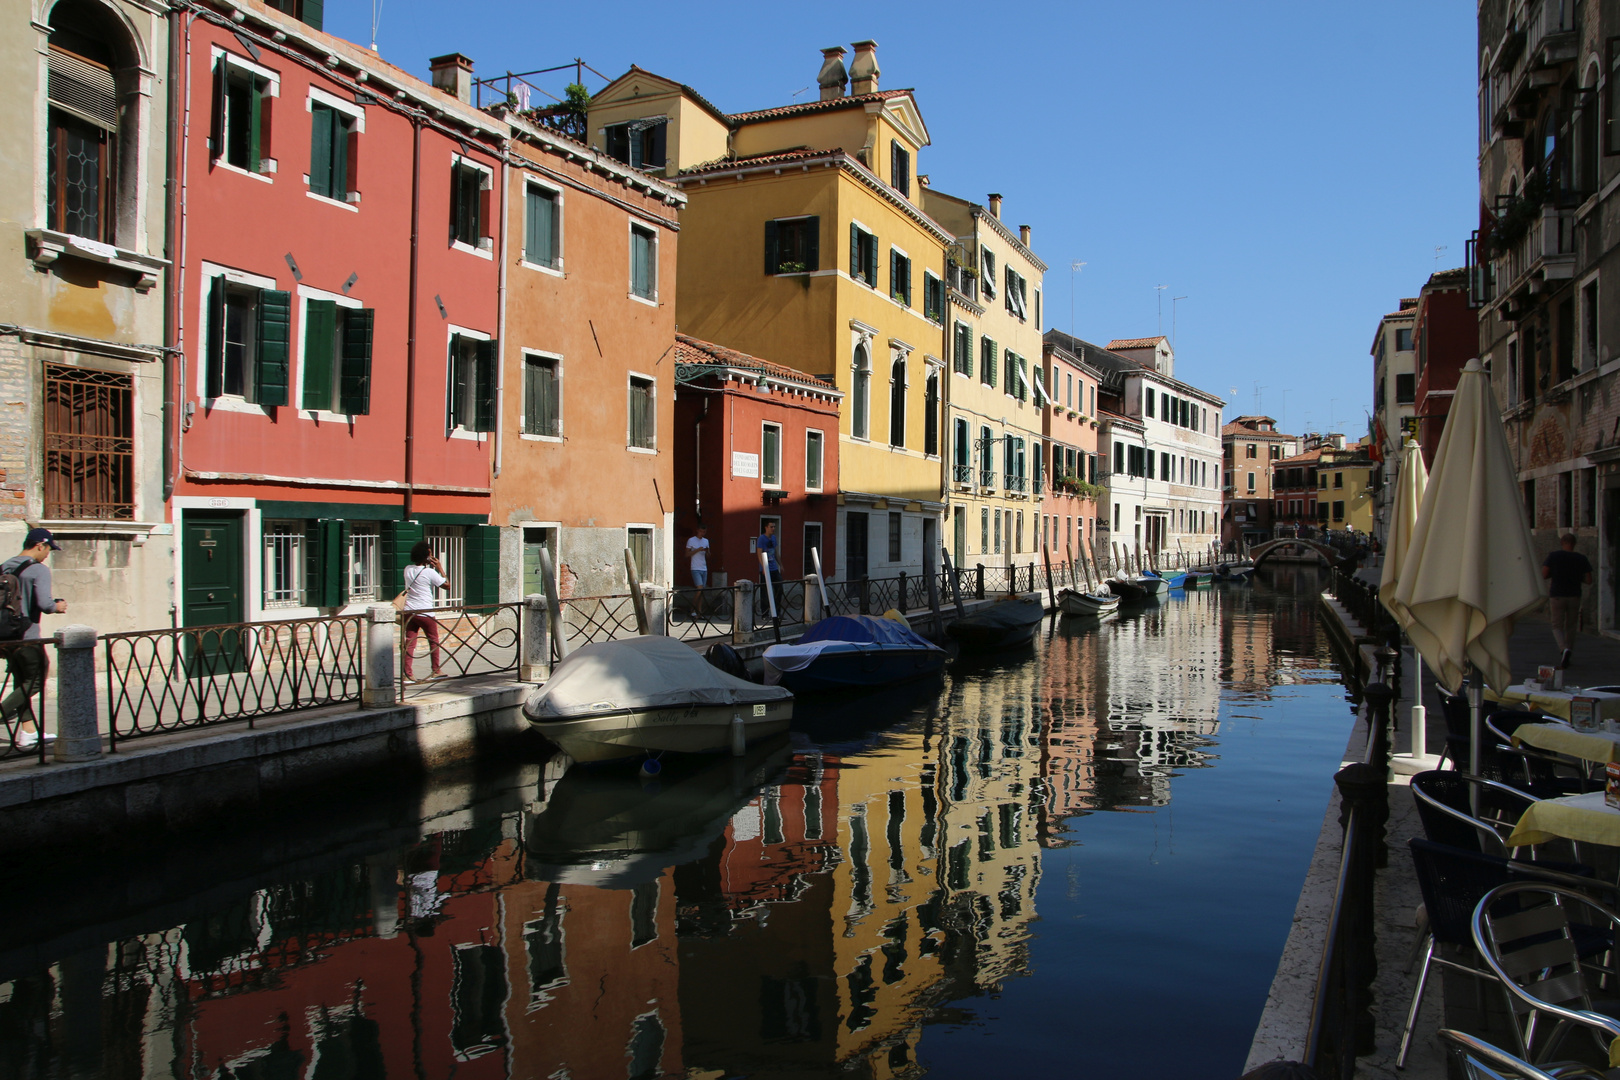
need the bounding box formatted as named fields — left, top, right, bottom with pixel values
left=403, top=117, right=422, bottom=521
left=493, top=147, right=509, bottom=480
left=163, top=7, right=183, bottom=500
left=693, top=395, right=709, bottom=520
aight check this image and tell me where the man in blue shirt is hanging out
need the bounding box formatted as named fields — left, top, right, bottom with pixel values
left=3, top=528, right=67, bottom=749
left=757, top=520, right=784, bottom=619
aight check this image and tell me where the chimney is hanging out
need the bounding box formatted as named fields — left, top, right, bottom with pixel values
left=817, top=46, right=848, bottom=101
left=429, top=53, right=474, bottom=104
left=1019, top=224, right=1031, bottom=247
left=987, top=193, right=1002, bottom=219
left=849, top=40, right=879, bottom=95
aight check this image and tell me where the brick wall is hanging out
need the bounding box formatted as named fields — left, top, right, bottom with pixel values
left=0, top=335, right=34, bottom=519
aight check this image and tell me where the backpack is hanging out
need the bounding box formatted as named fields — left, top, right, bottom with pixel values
left=0, top=557, right=34, bottom=641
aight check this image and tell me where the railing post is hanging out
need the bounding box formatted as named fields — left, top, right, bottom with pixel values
left=53, top=626, right=101, bottom=762
left=804, top=574, right=822, bottom=624
left=975, top=564, right=985, bottom=600
left=733, top=581, right=754, bottom=644
left=1334, top=759, right=1387, bottom=1060
left=363, top=604, right=398, bottom=708
left=642, top=585, right=668, bottom=636
left=859, top=576, right=870, bottom=615
left=898, top=571, right=908, bottom=612
left=520, top=594, right=550, bottom=682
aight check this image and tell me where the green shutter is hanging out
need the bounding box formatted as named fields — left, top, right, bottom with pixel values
left=206, top=277, right=226, bottom=398
left=764, top=219, right=779, bottom=275
left=310, top=105, right=333, bottom=197
left=255, top=289, right=292, bottom=406
left=474, top=338, right=497, bottom=432
left=805, top=216, right=820, bottom=271
left=865, top=234, right=877, bottom=285
left=447, top=337, right=464, bottom=429
left=210, top=60, right=226, bottom=160
left=248, top=76, right=262, bottom=173
left=850, top=222, right=860, bottom=281
left=332, top=113, right=348, bottom=196
left=301, top=298, right=336, bottom=411
left=463, top=524, right=502, bottom=607
left=300, top=0, right=323, bottom=30
left=382, top=520, right=423, bottom=594
left=316, top=519, right=344, bottom=607
left=340, top=307, right=374, bottom=415
left=526, top=187, right=555, bottom=266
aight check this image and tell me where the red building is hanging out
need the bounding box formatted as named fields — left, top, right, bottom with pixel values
left=169, top=1, right=504, bottom=626
left=672, top=335, right=841, bottom=595
left=1411, top=268, right=1474, bottom=468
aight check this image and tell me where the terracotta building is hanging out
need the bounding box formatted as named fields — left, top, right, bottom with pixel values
left=1410, top=267, right=1473, bottom=468
left=1220, top=415, right=1297, bottom=548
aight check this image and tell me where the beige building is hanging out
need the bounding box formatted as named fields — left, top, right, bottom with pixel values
left=1, top=0, right=174, bottom=632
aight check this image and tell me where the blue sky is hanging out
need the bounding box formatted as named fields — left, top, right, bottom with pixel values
left=335, top=1, right=1477, bottom=438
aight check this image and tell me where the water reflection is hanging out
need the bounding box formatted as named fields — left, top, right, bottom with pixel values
left=0, top=568, right=1348, bottom=1079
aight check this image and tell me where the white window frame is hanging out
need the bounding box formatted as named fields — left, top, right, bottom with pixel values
left=1579, top=269, right=1600, bottom=373
left=761, top=421, right=784, bottom=488
left=628, top=220, right=658, bottom=306
left=262, top=518, right=307, bottom=609
left=445, top=324, right=492, bottom=441
left=849, top=219, right=877, bottom=289
left=519, top=348, right=564, bottom=442
left=521, top=175, right=565, bottom=276
left=922, top=269, right=943, bottom=324
left=888, top=243, right=911, bottom=308
left=210, top=47, right=281, bottom=181
left=805, top=428, right=825, bottom=492
left=625, top=524, right=657, bottom=585
left=425, top=525, right=465, bottom=607
left=347, top=521, right=381, bottom=603
left=449, top=154, right=495, bottom=258
left=197, top=261, right=281, bottom=414
left=850, top=337, right=872, bottom=442
left=295, top=283, right=366, bottom=422
left=626, top=370, right=657, bottom=454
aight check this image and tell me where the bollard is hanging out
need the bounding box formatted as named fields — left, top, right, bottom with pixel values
left=642, top=585, right=669, bottom=635
left=363, top=604, right=399, bottom=707
left=1334, top=760, right=1387, bottom=1058
left=53, top=626, right=101, bottom=762
left=520, top=594, right=550, bottom=682
left=733, top=581, right=754, bottom=644
left=804, top=574, right=823, bottom=624
left=975, top=563, right=985, bottom=599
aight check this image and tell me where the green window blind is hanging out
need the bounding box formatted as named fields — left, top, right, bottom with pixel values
left=631, top=226, right=655, bottom=299
left=340, top=307, right=373, bottom=415
left=463, top=524, right=501, bottom=607
left=474, top=339, right=497, bottom=432
left=301, top=299, right=337, bottom=411
left=524, top=355, right=560, bottom=437
left=254, top=289, right=291, bottom=406
left=526, top=185, right=557, bottom=266
left=382, top=520, right=424, bottom=595
left=981, top=337, right=997, bottom=387
left=309, top=103, right=349, bottom=200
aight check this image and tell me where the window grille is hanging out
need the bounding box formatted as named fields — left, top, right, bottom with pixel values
left=263, top=520, right=307, bottom=608
left=44, top=364, right=134, bottom=520
left=426, top=525, right=465, bottom=607
left=348, top=522, right=380, bottom=602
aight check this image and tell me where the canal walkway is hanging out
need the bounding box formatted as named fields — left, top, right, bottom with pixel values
left=1248, top=580, right=1620, bottom=1077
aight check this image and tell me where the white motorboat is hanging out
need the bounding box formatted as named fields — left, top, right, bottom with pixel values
left=1057, top=587, right=1120, bottom=617
left=523, top=636, right=793, bottom=763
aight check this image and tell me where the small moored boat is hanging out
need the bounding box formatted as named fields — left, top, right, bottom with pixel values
left=1108, top=574, right=1168, bottom=603
left=764, top=615, right=946, bottom=693
left=946, top=595, right=1046, bottom=652
left=523, top=636, right=793, bottom=763
left=1058, top=587, right=1120, bottom=617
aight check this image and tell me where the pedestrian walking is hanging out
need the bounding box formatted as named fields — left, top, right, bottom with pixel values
left=1542, top=532, right=1593, bottom=668
left=1, top=529, right=66, bottom=750
left=685, top=523, right=710, bottom=614
left=757, top=520, right=784, bottom=619
left=402, top=541, right=448, bottom=682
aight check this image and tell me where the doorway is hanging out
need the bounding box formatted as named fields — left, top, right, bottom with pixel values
left=846, top=512, right=869, bottom=580
left=181, top=512, right=245, bottom=674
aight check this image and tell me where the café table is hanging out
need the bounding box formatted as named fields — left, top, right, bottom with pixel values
left=1513, top=721, right=1620, bottom=765
left=1488, top=685, right=1620, bottom=723
left=1507, top=791, right=1620, bottom=850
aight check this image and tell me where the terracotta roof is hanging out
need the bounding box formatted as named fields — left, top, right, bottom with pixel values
left=729, top=88, right=913, bottom=124
left=678, top=146, right=833, bottom=177
left=1106, top=336, right=1168, bottom=351
left=675, top=334, right=839, bottom=393
left=1382, top=309, right=1416, bottom=320
left=1274, top=448, right=1324, bottom=466
left=1222, top=419, right=1293, bottom=437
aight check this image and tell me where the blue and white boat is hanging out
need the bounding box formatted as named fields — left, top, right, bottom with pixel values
left=763, top=615, right=947, bottom=693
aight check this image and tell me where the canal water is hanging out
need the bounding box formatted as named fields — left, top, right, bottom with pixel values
left=0, top=565, right=1352, bottom=1079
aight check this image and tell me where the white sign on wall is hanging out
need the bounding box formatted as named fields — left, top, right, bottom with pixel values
left=732, top=452, right=760, bottom=478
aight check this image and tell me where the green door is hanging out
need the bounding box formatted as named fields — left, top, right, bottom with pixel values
left=182, top=513, right=245, bottom=674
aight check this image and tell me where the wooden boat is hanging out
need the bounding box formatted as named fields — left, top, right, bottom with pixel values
left=763, top=615, right=946, bottom=693
left=946, top=596, right=1046, bottom=651
left=1058, top=587, right=1120, bottom=617
left=1108, top=574, right=1168, bottom=602
left=523, top=636, right=793, bottom=763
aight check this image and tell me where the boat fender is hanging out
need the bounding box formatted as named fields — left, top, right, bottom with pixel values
left=639, top=757, right=662, bottom=778
left=730, top=711, right=746, bottom=756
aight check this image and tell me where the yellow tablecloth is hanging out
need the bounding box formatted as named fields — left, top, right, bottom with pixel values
left=1487, top=686, right=1620, bottom=722
left=1514, top=722, right=1620, bottom=764
left=1508, top=792, right=1620, bottom=849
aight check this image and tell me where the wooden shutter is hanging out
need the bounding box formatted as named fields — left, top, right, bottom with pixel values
left=382, top=520, right=423, bottom=594
left=526, top=187, right=555, bottom=265
left=649, top=122, right=667, bottom=168
left=301, top=298, right=336, bottom=410
left=804, top=216, right=820, bottom=271
left=474, top=338, right=497, bottom=432
left=254, top=289, right=291, bottom=406
left=463, top=524, right=502, bottom=607
left=340, top=307, right=374, bottom=415
left=300, top=0, right=324, bottom=30
left=447, top=337, right=465, bottom=428
left=248, top=76, right=263, bottom=174
left=206, top=277, right=226, bottom=398
left=209, top=59, right=226, bottom=160
left=849, top=222, right=860, bottom=281
left=316, top=518, right=344, bottom=607
left=764, top=219, right=779, bottom=275
left=864, top=234, right=877, bottom=286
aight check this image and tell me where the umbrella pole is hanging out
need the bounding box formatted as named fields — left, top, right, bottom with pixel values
left=1467, top=662, right=1484, bottom=815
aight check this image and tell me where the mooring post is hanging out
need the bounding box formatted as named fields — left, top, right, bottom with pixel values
left=520, top=594, right=550, bottom=681
left=363, top=605, right=399, bottom=707
left=53, top=626, right=101, bottom=761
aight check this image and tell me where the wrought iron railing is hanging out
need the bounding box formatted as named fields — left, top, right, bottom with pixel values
left=399, top=602, right=522, bottom=691
left=952, top=463, right=972, bottom=485
left=979, top=469, right=995, bottom=488
left=669, top=584, right=733, bottom=642
left=1006, top=475, right=1026, bottom=494
left=554, top=594, right=641, bottom=656
left=0, top=638, right=53, bottom=762
left=103, top=615, right=366, bottom=748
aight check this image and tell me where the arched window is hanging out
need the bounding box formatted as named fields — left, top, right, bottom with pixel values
left=45, top=0, right=138, bottom=245
left=851, top=343, right=870, bottom=439
left=888, top=356, right=906, bottom=448
left=923, top=369, right=939, bottom=457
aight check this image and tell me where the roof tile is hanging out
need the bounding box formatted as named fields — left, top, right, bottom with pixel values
left=675, top=334, right=838, bottom=392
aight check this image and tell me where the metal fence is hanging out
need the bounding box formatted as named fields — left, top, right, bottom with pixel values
left=400, top=602, right=523, bottom=690
left=0, top=638, right=53, bottom=763
left=102, top=615, right=366, bottom=748
left=553, top=594, right=642, bottom=658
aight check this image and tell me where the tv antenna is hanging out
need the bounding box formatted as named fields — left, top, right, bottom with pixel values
left=1155, top=285, right=1168, bottom=335
left=1172, top=295, right=1187, bottom=349
left=370, top=0, right=384, bottom=50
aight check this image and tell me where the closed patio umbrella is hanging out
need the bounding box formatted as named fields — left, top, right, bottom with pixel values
left=1391, top=359, right=1542, bottom=779
left=1379, top=437, right=1428, bottom=622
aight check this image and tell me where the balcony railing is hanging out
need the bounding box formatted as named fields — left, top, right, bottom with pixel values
left=952, top=463, right=973, bottom=485
left=979, top=469, right=995, bottom=489
left=1006, top=475, right=1026, bottom=494
left=1032, top=478, right=1045, bottom=496
left=1496, top=204, right=1575, bottom=300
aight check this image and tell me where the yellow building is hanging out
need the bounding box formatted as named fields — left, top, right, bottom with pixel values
left=587, top=42, right=950, bottom=580
left=921, top=189, right=1047, bottom=581
left=1316, top=441, right=1377, bottom=535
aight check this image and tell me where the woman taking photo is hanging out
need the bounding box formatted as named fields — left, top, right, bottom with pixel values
left=402, top=540, right=448, bottom=682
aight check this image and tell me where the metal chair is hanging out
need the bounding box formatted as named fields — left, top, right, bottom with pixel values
left=1401, top=840, right=1604, bottom=1068
left=1438, top=1029, right=1610, bottom=1080
left=1472, top=881, right=1620, bottom=1068
left=1411, top=771, right=1546, bottom=858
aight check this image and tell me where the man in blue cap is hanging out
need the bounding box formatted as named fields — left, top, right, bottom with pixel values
left=2, top=528, right=67, bottom=750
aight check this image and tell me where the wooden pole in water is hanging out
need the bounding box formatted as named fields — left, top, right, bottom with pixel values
left=539, top=547, right=570, bottom=659
left=924, top=540, right=944, bottom=637
left=942, top=545, right=966, bottom=618
left=625, top=547, right=650, bottom=635
left=758, top=550, right=782, bottom=643
left=1042, top=544, right=1057, bottom=611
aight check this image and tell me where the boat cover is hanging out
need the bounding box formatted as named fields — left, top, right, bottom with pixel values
left=524, top=635, right=791, bottom=720
left=948, top=598, right=1044, bottom=633
left=764, top=615, right=941, bottom=677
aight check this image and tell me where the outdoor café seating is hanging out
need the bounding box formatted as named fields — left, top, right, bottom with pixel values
left=1439, top=1028, right=1610, bottom=1080
left=1412, top=771, right=1553, bottom=859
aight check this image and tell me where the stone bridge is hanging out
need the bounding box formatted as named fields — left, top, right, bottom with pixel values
left=1249, top=537, right=1337, bottom=566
